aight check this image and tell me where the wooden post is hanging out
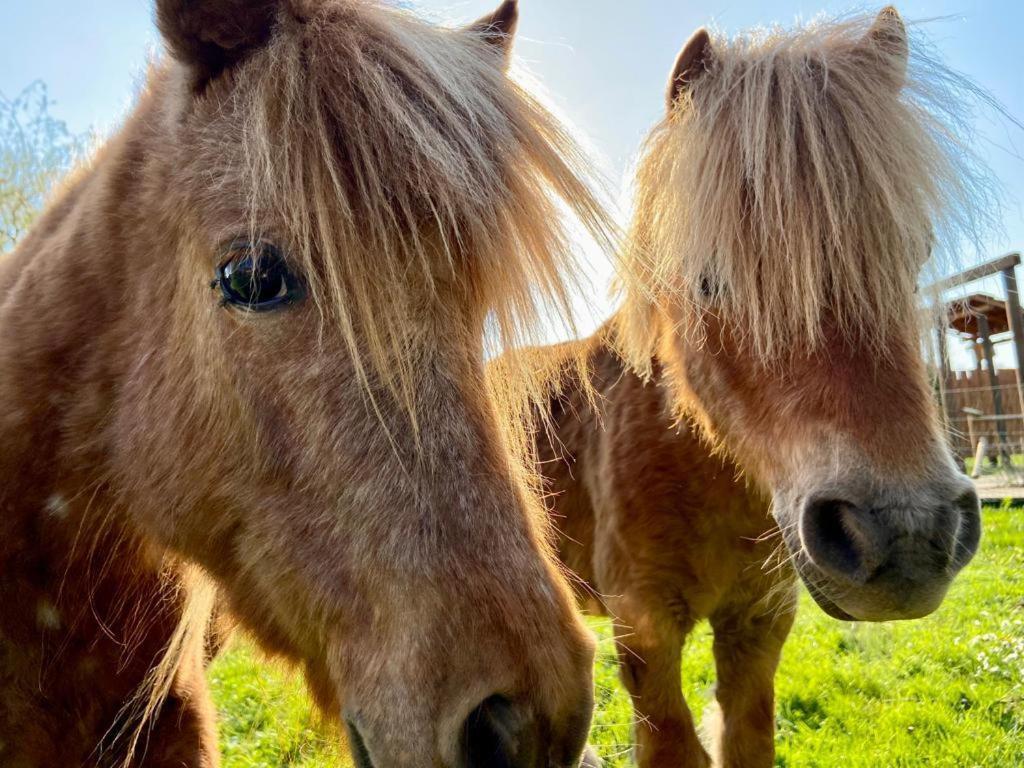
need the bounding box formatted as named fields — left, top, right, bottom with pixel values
left=1001, top=262, right=1024, bottom=431
left=964, top=407, right=981, bottom=462
left=935, top=327, right=952, bottom=433
left=977, top=314, right=1011, bottom=466
left=973, top=436, right=989, bottom=479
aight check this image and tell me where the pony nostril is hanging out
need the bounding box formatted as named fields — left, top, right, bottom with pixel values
left=461, top=695, right=539, bottom=768
left=951, top=488, right=981, bottom=570
left=345, top=718, right=375, bottom=768
left=800, top=498, right=888, bottom=584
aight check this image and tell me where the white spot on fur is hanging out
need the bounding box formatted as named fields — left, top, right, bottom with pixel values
left=45, top=494, right=69, bottom=520
left=700, top=699, right=723, bottom=761
left=36, top=599, right=61, bottom=630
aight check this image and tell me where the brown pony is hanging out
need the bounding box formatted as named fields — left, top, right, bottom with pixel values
left=0, top=1, right=616, bottom=766
left=526, top=332, right=794, bottom=768
left=616, top=6, right=987, bottom=625
left=515, top=8, right=994, bottom=767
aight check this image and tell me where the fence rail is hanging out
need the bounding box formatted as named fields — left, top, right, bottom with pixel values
left=942, top=370, right=1024, bottom=456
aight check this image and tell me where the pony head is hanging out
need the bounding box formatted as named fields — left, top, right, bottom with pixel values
left=63, top=0, right=610, bottom=762
left=620, top=8, right=988, bottom=621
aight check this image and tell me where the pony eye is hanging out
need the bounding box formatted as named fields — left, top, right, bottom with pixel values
left=698, top=275, right=719, bottom=300
left=216, top=241, right=303, bottom=312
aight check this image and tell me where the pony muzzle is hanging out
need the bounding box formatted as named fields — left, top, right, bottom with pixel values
left=785, top=480, right=981, bottom=621
left=344, top=691, right=593, bottom=768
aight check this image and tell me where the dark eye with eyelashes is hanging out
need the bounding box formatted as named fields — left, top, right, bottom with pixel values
left=213, top=240, right=304, bottom=312
left=698, top=274, right=721, bottom=300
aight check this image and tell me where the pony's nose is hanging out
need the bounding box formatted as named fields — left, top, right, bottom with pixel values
left=345, top=717, right=375, bottom=768
left=460, top=695, right=540, bottom=768
left=951, top=488, right=982, bottom=569
left=346, top=691, right=593, bottom=767
left=801, top=487, right=982, bottom=585
left=800, top=497, right=891, bottom=583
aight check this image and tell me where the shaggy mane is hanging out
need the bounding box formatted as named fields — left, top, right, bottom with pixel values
left=619, top=11, right=1000, bottom=368
left=122, top=2, right=615, bottom=760
left=223, top=0, right=612, bottom=427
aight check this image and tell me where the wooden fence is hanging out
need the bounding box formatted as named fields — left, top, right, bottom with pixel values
left=942, top=368, right=1024, bottom=457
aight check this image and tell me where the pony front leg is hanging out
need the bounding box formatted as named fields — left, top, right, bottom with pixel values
left=615, top=616, right=711, bottom=768
left=133, top=664, right=220, bottom=768
left=709, top=603, right=796, bottom=768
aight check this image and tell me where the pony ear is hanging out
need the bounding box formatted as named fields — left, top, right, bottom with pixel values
left=666, top=28, right=714, bottom=112
left=468, top=0, right=519, bottom=63
left=861, top=6, right=909, bottom=88
left=156, top=0, right=282, bottom=86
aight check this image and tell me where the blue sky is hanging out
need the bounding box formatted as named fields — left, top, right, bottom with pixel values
left=2, top=1, right=1022, bottom=365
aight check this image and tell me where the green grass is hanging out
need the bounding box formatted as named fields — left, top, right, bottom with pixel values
left=210, top=505, right=1024, bottom=766
left=964, top=452, right=1024, bottom=477
left=210, top=644, right=344, bottom=768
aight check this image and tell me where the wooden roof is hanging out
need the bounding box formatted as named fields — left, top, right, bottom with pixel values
left=947, top=293, right=1011, bottom=338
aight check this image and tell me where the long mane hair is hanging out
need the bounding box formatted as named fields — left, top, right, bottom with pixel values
left=221, top=0, right=613, bottom=426
left=618, top=11, right=1002, bottom=370
left=110, top=0, right=615, bottom=759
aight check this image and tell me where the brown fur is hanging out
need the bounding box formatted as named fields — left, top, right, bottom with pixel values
left=0, top=2, right=617, bottom=766
left=511, top=327, right=795, bottom=768
left=492, top=10, right=996, bottom=763
left=611, top=9, right=987, bottom=623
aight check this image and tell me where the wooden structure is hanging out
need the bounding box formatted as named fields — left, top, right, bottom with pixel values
left=947, top=294, right=1014, bottom=460
left=934, top=253, right=1024, bottom=466
left=944, top=370, right=1024, bottom=457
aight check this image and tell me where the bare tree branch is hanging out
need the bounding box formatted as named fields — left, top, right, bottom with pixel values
left=0, top=81, right=89, bottom=252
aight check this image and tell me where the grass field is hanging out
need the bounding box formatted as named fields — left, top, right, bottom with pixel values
left=209, top=504, right=1024, bottom=767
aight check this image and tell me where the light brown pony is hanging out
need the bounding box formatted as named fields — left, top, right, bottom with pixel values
left=528, top=332, right=795, bottom=768
left=616, top=7, right=987, bottom=624
left=0, top=1, right=615, bottom=766
left=515, top=8, right=993, bottom=767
